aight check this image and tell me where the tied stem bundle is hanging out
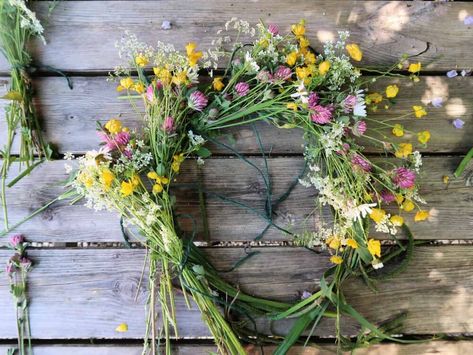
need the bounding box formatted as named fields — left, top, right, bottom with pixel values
left=0, top=0, right=52, bottom=230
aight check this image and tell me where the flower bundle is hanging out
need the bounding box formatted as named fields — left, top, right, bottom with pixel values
left=5, top=234, right=33, bottom=355
left=0, top=0, right=53, bottom=230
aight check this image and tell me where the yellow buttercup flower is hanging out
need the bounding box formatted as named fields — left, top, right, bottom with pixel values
left=413, top=105, right=427, bottom=118
left=326, top=235, right=341, bottom=250
left=367, top=239, right=381, bottom=258
left=392, top=123, right=404, bottom=137
left=304, top=51, right=316, bottom=65
left=401, top=199, right=415, bottom=212
left=408, top=62, right=422, bottom=73
left=84, top=176, right=94, bottom=188
left=147, top=171, right=159, bottom=180
left=287, top=103, right=298, bottom=111
left=395, top=143, right=412, bottom=158
left=100, top=169, right=114, bottom=190
left=386, top=85, right=399, bottom=98
left=286, top=51, right=298, bottom=66
left=414, top=210, right=430, bottom=222
left=172, top=70, right=188, bottom=86
left=213, top=77, right=225, bottom=91
left=318, top=60, right=331, bottom=75
left=135, top=54, right=149, bottom=67
left=366, top=92, right=383, bottom=104
left=369, top=208, right=386, bottom=223
left=346, top=43, right=363, bottom=61
left=131, top=175, right=141, bottom=187
left=296, top=66, right=311, bottom=80
left=390, top=215, right=404, bottom=227
left=117, top=77, right=134, bottom=91
left=395, top=194, right=404, bottom=205
left=417, top=130, right=431, bottom=144
left=291, top=21, right=306, bottom=38
left=152, top=183, right=163, bottom=194
left=154, top=67, right=172, bottom=85
left=346, top=239, right=358, bottom=249
left=104, top=119, right=122, bottom=134
left=330, top=255, right=343, bottom=265
left=172, top=153, right=185, bottom=173
left=120, top=180, right=134, bottom=197
left=133, top=82, right=145, bottom=94
left=299, top=36, right=310, bottom=48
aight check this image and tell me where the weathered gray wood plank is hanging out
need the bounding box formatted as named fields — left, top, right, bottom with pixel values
left=1, top=341, right=472, bottom=355
left=1, top=156, right=471, bottom=243
left=0, top=246, right=472, bottom=339
left=1, top=75, right=472, bottom=155
left=0, top=1, right=470, bottom=72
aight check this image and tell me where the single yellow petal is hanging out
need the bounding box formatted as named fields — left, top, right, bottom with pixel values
left=115, top=323, right=128, bottom=332
left=346, top=43, right=363, bottom=61
left=367, top=239, right=381, bottom=258
left=414, top=210, right=430, bottom=222
left=330, top=255, right=343, bottom=264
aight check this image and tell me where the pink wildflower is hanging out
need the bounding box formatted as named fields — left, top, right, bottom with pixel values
left=352, top=120, right=367, bottom=136
left=256, top=70, right=273, bottom=83
left=268, top=24, right=279, bottom=35
left=307, top=92, right=319, bottom=110
left=10, top=234, right=24, bottom=247
left=351, top=154, right=371, bottom=172
left=343, top=95, right=357, bottom=113
left=188, top=91, right=208, bottom=111
left=393, top=167, right=416, bottom=189
left=145, top=84, right=155, bottom=101
left=336, top=143, right=351, bottom=155
left=273, top=66, right=292, bottom=81
left=235, top=82, right=250, bottom=97
left=162, top=116, right=175, bottom=133
left=380, top=190, right=395, bottom=204
left=311, top=105, right=332, bottom=124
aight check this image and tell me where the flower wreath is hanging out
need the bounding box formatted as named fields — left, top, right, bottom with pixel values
left=61, top=19, right=431, bottom=354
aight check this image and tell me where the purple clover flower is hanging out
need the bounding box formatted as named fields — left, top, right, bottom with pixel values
left=311, top=105, right=332, bottom=124
left=393, top=167, right=416, bottom=189
left=188, top=91, right=208, bottom=111
left=268, top=24, right=279, bottom=35
left=352, top=120, right=367, bottom=137
left=234, top=82, right=250, bottom=97
left=307, top=92, right=319, bottom=110
left=343, top=94, right=357, bottom=113
left=351, top=154, right=372, bottom=172
left=162, top=116, right=175, bottom=133
left=273, top=66, right=292, bottom=81
left=10, top=234, right=24, bottom=247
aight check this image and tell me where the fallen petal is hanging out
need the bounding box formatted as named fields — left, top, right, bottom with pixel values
left=452, top=118, right=465, bottom=129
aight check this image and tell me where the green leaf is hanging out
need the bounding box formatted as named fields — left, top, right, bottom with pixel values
left=454, top=147, right=473, bottom=178
left=196, top=147, right=211, bottom=158
left=155, top=163, right=166, bottom=176
left=192, top=264, right=205, bottom=275
left=1, top=91, right=22, bottom=101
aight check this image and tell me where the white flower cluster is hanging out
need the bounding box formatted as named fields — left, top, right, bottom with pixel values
left=318, top=122, right=346, bottom=156
left=8, top=0, right=45, bottom=43
left=188, top=130, right=205, bottom=146
left=115, top=31, right=154, bottom=61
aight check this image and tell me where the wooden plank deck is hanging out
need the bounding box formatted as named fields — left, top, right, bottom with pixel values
left=1, top=0, right=473, bottom=353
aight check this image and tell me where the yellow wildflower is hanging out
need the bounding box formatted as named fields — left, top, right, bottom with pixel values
left=318, top=60, right=331, bottom=75
left=152, top=183, right=163, bottom=194
left=304, top=51, right=316, bottom=65
left=395, top=143, right=412, bottom=158
left=395, top=194, right=404, bottom=205
left=366, top=92, right=383, bottom=104
left=346, top=43, right=363, bottom=61
left=120, top=180, right=134, bottom=197
left=287, top=103, right=298, bottom=111
left=172, top=70, right=188, bottom=86
left=154, top=67, right=172, bottom=85
left=299, top=36, right=310, bottom=48
left=258, top=38, right=269, bottom=48
left=100, top=169, right=114, bottom=190
left=135, top=54, right=149, bottom=67
left=369, top=208, right=386, bottom=223
left=133, top=82, right=145, bottom=94
left=147, top=171, right=159, bottom=180
left=385, top=85, right=399, bottom=98
left=104, top=119, right=122, bottom=134
left=414, top=210, right=430, bottom=222
left=408, top=62, right=422, bottom=73
left=392, top=123, right=404, bottom=137
left=346, top=239, right=358, bottom=249
left=413, top=105, right=427, bottom=118
left=367, top=239, right=381, bottom=258
left=185, top=42, right=202, bottom=66
left=84, top=176, right=94, bottom=188
left=172, top=154, right=185, bottom=173
left=401, top=199, right=415, bottom=212
left=117, top=77, right=134, bottom=91
left=286, top=51, right=298, bottom=66
left=326, top=235, right=341, bottom=250
left=417, top=130, right=431, bottom=144
left=115, top=323, right=128, bottom=333
left=213, top=77, right=225, bottom=91
left=291, top=21, right=305, bottom=38
left=390, top=215, right=404, bottom=227
left=131, top=175, right=141, bottom=187
left=330, top=255, right=343, bottom=265
left=442, top=175, right=449, bottom=184
left=296, top=66, right=311, bottom=80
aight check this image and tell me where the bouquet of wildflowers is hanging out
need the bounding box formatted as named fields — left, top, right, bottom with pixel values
left=67, top=31, right=293, bottom=355
left=0, top=0, right=53, bottom=231
left=196, top=20, right=431, bottom=352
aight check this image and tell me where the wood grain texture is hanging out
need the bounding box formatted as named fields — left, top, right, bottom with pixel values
left=1, top=156, right=471, bottom=243
left=1, top=341, right=473, bottom=355
left=1, top=246, right=473, bottom=339
left=1, top=74, right=472, bottom=155
left=0, top=1, right=470, bottom=72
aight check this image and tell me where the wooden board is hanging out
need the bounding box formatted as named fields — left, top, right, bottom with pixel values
left=1, top=75, right=472, bottom=155
left=1, top=246, right=473, bottom=339
left=2, top=156, right=471, bottom=243
left=1, top=341, right=473, bottom=355
left=0, top=1, right=471, bottom=72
